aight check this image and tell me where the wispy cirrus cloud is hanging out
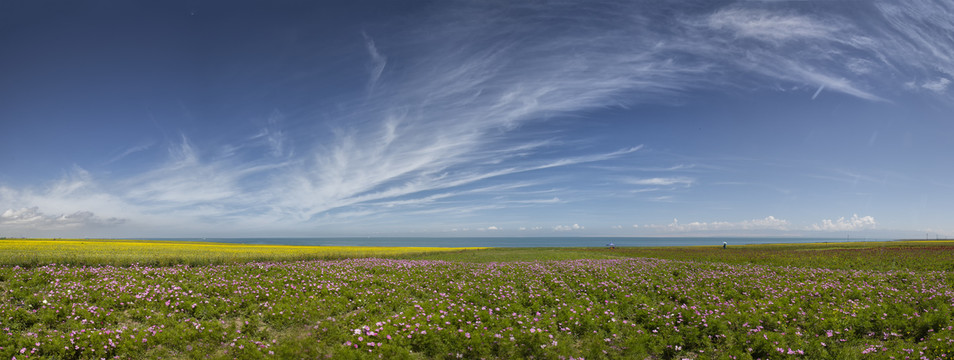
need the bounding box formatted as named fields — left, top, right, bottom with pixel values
left=121, top=136, right=285, bottom=212
left=806, top=168, right=897, bottom=187
left=706, top=8, right=839, bottom=43
left=262, top=3, right=683, bottom=222
left=106, top=141, right=155, bottom=165
left=362, top=32, right=387, bottom=92
left=681, top=1, right=954, bottom=102
left=624, top=177, right=695, bottom=187
left=249, top=111, right=290, bottom=158
left=876, top=1, right=954, bottom=82
left=688, top=8, right=887, bottom=101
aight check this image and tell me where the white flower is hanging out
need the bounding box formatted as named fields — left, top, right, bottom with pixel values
left=353, top=328, right=362, bottom=335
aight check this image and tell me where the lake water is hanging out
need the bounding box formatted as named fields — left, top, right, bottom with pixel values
left=144, top=237, right=888, bottom=248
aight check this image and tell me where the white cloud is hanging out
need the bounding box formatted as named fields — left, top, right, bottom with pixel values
left=811, top=84, right=825, bottom=100
left=624, top=177, right=695, bottom=186
left=688, top=8, right=889, bottom=101
left=0, top=168, right=137, bottom=231
left=122, top=136, right=283, bottom=209
left=644, top=216, right=791, bottom=232
left=258, top=3, right=715, bottom=222
left=0, top=207, right=45, bottom=225
left=0, top=207, right=125, bottom=229
left=871, top=1, right=954, bottom=102
left=15, top=33, right=660, bottom=232
left=459, top=226, right=504, bottom=232
left=509, top=197, right=562, bottom=205
left=777, top=61, right=887, bottom=102
left=679, top=2, right=954, bottom=102
left=0, top=143, right=293, bottom=236
left=845, top=59, right=875, bottom=75
left=554, top=224, right=584, bottom=231
left=470, top=226, right=502, bottom=232
left=922, top=78, right=951, bottom=93
left=811, top=214, right=877, bottom=231
left=256, top=110, right=289, bottom=158
left=707, top=9, right=839, bottom=43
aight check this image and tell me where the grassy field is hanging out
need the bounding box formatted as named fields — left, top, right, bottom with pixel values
left=1, top=239, right=953, bottom=359
left=409, top=240, right=954, bottom=271
left=0, top=239, right=484, bottom=267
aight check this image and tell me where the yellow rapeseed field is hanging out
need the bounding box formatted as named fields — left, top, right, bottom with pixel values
left=0, top=238, right=484, bottom=267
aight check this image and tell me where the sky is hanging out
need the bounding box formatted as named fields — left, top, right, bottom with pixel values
left=1, top=0, right=952, bottom=239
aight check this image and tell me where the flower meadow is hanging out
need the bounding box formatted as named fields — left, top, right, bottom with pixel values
left=576, top=242, right=954, bottom=272
left=2, top=256, right=953, bottom=359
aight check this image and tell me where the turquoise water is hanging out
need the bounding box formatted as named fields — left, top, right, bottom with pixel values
left=144, top=237, right=888, bottom=248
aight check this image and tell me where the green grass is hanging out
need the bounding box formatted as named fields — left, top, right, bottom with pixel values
left=1, top=239, right=953, bottom=359
left=7, top=238, right=952, bottom=270
left=405, top=240, right=954, bottom=271
left=575, top=240, right=954, bottom=271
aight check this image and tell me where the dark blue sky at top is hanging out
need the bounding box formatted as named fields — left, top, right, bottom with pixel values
left=1, top=0, right=951, bottom=238
left=2, top=1, right=385, bottom=177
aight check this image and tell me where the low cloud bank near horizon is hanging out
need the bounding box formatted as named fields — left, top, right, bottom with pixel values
left=1, top=207, right=125, bottom=229
left=812, top=214, right=878, bottom=232
left=636, top=215, right=879, bottom=234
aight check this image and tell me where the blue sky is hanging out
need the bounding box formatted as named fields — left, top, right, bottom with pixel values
left=1, top=0, right=952, bottom=238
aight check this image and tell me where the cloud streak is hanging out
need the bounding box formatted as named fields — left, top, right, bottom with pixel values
left=706, top=8, right=839, bottom=43
left=624, top=177, right=695, bottom=187
left=363, top=33, right=387, bottom=92
left=922, top=78, right=951, bottom=93
left=106, top=142, right=155, bottom=165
